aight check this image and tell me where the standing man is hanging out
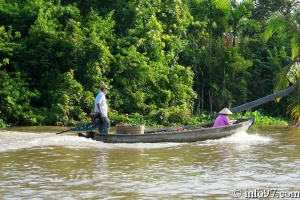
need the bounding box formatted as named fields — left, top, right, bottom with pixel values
left=94, top=84, right=110, bottom=134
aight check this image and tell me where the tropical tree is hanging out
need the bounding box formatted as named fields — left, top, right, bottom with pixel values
left=183, top=0, right=233, bottom=115
left=188, top=0, right=257, bottom=115
left=260, top=1, right=300, bottom=120
left=229, top=0, right=253, bottom=47
left=107, top=0, right=196, bottom=124
left=0, top=26, right=20, bottom=68
left=0, top=26, right=40, bottom=126
left=5, top=1, right=116, bottom=125
left=251, top=0, right=295, bottom=23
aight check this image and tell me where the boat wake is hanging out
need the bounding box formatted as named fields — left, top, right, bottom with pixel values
left=0, top=131, right=182, bottom=152
left=205, top=131, right=272, bottom=145
left=216, top=131, right=272, bottom=144
left=200, top=131, right=272, bottom=152
left=0, top=131, right=94, bottom=152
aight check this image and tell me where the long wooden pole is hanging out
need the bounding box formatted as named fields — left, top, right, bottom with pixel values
left=210, top=84, right=298, bottom=118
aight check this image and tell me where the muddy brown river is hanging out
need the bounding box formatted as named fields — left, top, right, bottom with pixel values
left=1, top=125, right=300, bottom=199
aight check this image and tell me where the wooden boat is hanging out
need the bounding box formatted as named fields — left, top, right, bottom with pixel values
left=74, top=118, right=255, bottom=143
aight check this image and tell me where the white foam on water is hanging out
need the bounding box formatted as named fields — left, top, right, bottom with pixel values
left=0, top=131, right=95, bottom=152
left=201, top=131, right=272, bottom=151
left=0, top=131, right=182, bottom=152
left=1, top=130, right=268, bottom=152
left=200, top=131, right=272, bottom=147
left=216, top=131, right=272, bottom=144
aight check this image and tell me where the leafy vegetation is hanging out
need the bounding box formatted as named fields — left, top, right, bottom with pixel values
left=111, top=109, right=288, bottom=127
left=232, top=110, right=288, bottom=125
left=0, top=0, right=299, bottom=127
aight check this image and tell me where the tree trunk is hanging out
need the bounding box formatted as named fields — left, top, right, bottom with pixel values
left=210, top=84, right=298, bottom=118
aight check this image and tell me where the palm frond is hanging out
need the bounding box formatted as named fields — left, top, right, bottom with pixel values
left=291, top=9, right=300, bottom=24
left=264, top=6, right=300, bottom=120
left=262, top=11, right=286, bottom=42
left=238, top=19, right=261, bottom=33
left=287, top=79, right=300, bottom=120
left=291, top=37, right=300, bottom=60
left=274, top=61, right=295, bottom=93
left=213, top=0, right=231, bottom=15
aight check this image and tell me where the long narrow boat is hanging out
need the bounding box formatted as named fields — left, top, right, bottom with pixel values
left=76, top=118, right=254, bottom=143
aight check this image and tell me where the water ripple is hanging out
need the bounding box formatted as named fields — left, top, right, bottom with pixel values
left=1, top=127, right=300, bottom=199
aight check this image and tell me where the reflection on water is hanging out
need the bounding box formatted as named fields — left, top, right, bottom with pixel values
left=1, top=125, right=300, bottom=199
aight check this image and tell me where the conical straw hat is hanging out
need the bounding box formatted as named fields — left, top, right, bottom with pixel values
left=219, top=107, right=233, bottom=115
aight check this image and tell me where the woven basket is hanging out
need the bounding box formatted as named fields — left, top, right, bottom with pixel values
left=115, top=126, right=126, bottom=134
left=125, top=125, right=145, bottom=135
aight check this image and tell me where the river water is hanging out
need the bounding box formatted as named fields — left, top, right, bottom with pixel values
left=1, top=125, right=300, bottom=199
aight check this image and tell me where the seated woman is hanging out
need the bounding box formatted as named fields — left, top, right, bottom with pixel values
left=213, top=107, right=233, bottom=127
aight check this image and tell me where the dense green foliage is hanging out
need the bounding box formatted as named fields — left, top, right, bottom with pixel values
left=0, top=0, right=298, bottom=127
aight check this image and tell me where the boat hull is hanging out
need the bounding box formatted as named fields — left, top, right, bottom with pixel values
left=91, top=118, right=254, bottom=143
